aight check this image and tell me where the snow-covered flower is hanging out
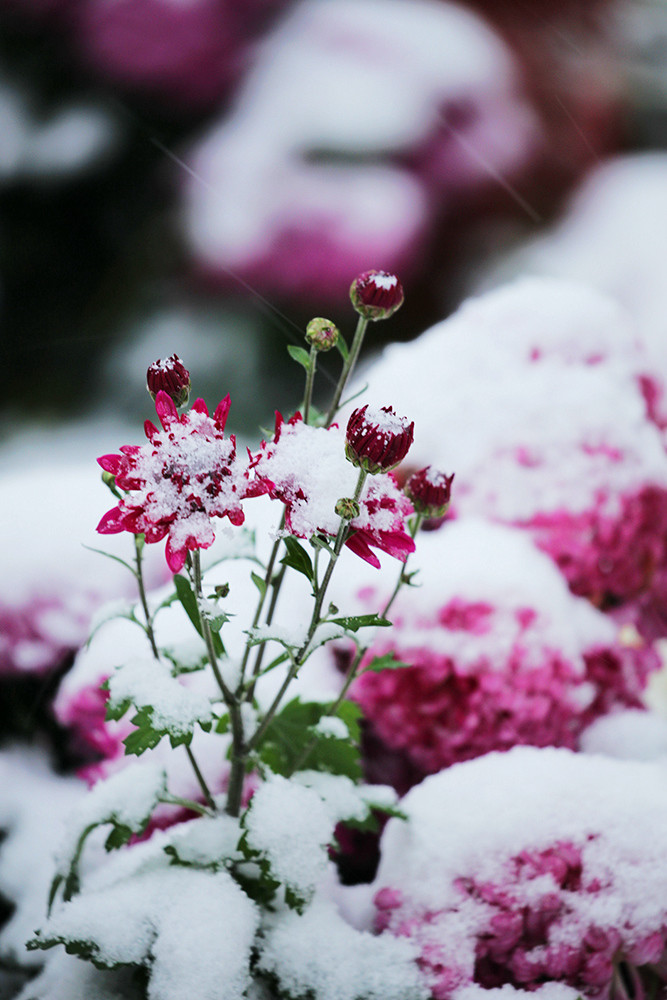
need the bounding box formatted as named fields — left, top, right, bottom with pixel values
left=342, top=521, right=659, bottom=790
left=146, top=354, right=190, bottom=408
left=406, top=466, right=455, bottom=518
left=345, top=405, right=414, bottom=476
left=252, top=413, right=415, bottom=568
left=349, top=270, right=404, bottom=321
left=97, top=390, right=261, bottom=573
left=368, top=747, right=667, bottom=999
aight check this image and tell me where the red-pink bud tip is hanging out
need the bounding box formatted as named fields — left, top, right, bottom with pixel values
left=405, top=466, right=454, bottom=518
left=349, top=270, right=404, bottom=321
left=146, top=354, right=191, bottom=408
left=345, top=404, right=414, bottom=475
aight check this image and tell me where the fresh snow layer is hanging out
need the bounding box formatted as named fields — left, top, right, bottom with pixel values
left=352, top=277, right=667, bottom=521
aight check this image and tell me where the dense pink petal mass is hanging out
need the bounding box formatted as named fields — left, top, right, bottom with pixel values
left=97, top=390, right=259, bottom=572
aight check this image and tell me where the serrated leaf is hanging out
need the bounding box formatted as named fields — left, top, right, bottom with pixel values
left=363, top=652, right=411, bottom=673
left=280, top=536, right=315, bottom=584
left=251, top=571, right=267, bottom=599
left=258, top=697, right=361, bottom=780
left=105, top=696, right=132, bottom=723
left=330, top=614, right=391, bottom=632
left=287, top=344, right=313, bottom=371
left=206, top=611, right=230, bottom=634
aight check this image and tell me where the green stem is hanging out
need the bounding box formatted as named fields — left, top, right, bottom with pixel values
left=325, top=315, right=368, bottom=426
left=289, top=512, right=422, bottom=774
left=303, top=345, right=318, bottom=425
left=247, top=469, right=368, bottom=754
left=184, top=746, right=216, bottom=811
left=246, top=563, right=287, bottom=704
left=134, top=536, right=159, bottom=659
left=190, top=552, right=246, bottom=817
left=134, top=538, right=215, bottom=809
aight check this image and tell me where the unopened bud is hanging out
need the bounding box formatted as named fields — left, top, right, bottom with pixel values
left=345, top=404, right=414, bottom=475
left=350, top=270, right=404, bottom=321
left=405, top=467, right=454, bottom=518
left=306, top=317, right=340, bottom=352
left=147, top=354, right=191, bottom=407
left=335, top=497, right=360, bottom=520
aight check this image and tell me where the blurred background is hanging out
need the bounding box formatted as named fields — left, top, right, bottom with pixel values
left=0, top=0, right=665, bottom=435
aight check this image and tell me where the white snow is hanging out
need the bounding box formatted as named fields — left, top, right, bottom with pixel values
left=580, top=708, right=667, bottom=761
left=350, top=277, right=667, bottom=520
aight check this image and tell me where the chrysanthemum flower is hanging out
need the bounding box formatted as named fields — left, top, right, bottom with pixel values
left=369, top=747, right=667, bottom=999
left=406, top=466, right=454, bottom=518
left=146, top=354, right=191, bottom=407
left=251, top=413, right=415, bottom=568
left=97, top=390, right=261, bottom=573
left=343, top=521, right=658, bottom=790
left=345, top=405, right=414, bottom=475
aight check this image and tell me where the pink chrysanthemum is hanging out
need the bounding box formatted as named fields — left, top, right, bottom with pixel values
left=369, top=748, right=667, bottom=999
left=97, top=390, right=261, bottom=573
left=342, top=521, right=658, bottom=791
left=251, top=413, right=415, bottom=569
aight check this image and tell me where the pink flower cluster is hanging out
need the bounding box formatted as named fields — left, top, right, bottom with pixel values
left=369, top=748, right=667, bottom=1000
left=340, top=521, right=659, bottom=789
left=375, top=842, right=666, bottom=998
left=353, top=599, right=655, bottom=787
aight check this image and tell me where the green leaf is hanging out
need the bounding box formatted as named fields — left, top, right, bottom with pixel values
left=174, top=574, right=203, bottom=637
left=104, top=824, right=134, bottom=851
left=280, top=536, right=315, bottom=585
left=330, top=614, right=392, bottom=632
left=335, top=335, right=349, bottom=362
left=205, top=611, right=230, bottom=634
left=287, top=344, right=312, bottom=371
left=250, top=571, right=267, bottom=600
left=363, top=652, right=411, bottom=673
left=258, top=697, right=362, bottom=780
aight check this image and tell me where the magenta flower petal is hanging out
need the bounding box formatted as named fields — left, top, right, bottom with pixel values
left=154, top=389, right=179, bottom=429
left=96, top=506, right=125, bottom=533
left=97, top=454, right=124, bottom=475
left=214, top=394, right=231, bottom=428
left=165, top=537, right=187, bottom=573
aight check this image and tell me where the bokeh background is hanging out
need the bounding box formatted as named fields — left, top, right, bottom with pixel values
left=1, top=0, right=665, bottom=437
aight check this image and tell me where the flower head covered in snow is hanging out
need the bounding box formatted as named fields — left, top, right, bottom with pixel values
left=97, top=389, right=262, bottom=572
left=251, top=411, right=415, bottom=569
left=370, top=748, right=667, bottom=1000
left=406, top=466, right=455, bottom=519
left=345, top=405, right=414, bottom=476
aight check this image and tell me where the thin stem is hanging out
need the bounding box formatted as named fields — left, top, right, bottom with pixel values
left=190, top=551, right=246, bottom=817
left=134, top=538, right=214, bottom=810
left=238, top=532, right=282, bottom=690
left=246, top=563, right=287, bottom=704
left=303, top=345, right=318, bottom=424
left=289, top=512, right=423, bottom=774
left=134, top=536, right=159, bottom=659
left=247, top=469, right=368, bottom=753
left=325, top=315, right=368, bottom=426
left=181, top=749, right=215, bottom=811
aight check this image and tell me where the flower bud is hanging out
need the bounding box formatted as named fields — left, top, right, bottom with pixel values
left=405, top=466, right=454, bottom=518
left=345, top=404, right=414, bottom=475
left=349, top=270, right=404, bottom=321
left=306, top=317, right=340, bottom=352
left=335, top=497, right=360, bottom=520
left=146, top=354, right=191, bottom=407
